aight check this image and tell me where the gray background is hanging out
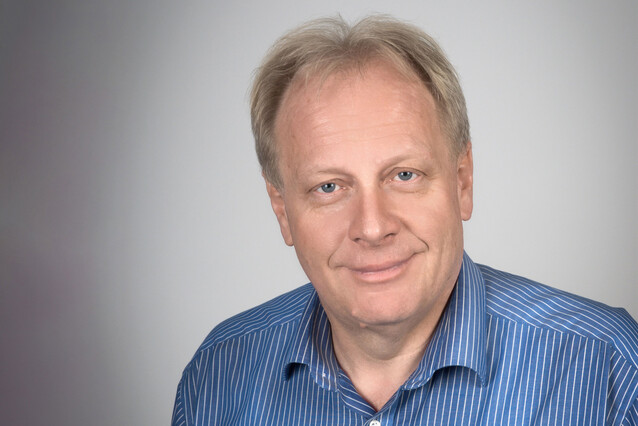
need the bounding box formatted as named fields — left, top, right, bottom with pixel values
left=1, top=1, right=636, bottom=425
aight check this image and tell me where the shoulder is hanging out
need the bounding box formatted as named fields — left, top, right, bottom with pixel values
left=178, top=283, right=315, bottom=385
left=173, top=284, right=316, bottom=423
left=477, top=262, right=638, bottom=365
left=196, top=282, right=315, bottom=352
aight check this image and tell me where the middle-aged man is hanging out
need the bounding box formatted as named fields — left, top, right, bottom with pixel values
left=172, top=15, right=638, bottom=425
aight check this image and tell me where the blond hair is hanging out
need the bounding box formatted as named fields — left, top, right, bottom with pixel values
left=250, top=15, right=470, bottom=187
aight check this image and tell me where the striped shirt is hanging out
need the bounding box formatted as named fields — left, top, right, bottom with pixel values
left=172, top=253, right=638, bottom=425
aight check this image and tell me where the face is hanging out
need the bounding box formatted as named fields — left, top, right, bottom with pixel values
left=266, top=62, right=473, bottom=333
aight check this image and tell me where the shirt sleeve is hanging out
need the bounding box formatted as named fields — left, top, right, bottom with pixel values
left=171, top=375, right=188, bottom=426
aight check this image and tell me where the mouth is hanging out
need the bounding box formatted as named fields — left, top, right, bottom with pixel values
left=347, top=254, right=415, bottom=284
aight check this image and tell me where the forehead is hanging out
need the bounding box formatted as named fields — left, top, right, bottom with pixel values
left=273, top=61, right=442, bottom=159
left=279, top=59, right=427, bottom=116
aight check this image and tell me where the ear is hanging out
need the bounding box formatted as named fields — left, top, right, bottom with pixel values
left=456, top=142, right=474, bottom=221
left=265, top=179, right=294, bottom=246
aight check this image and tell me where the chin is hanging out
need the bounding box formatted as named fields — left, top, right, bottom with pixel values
left=349, top=297, right=416, bottom=328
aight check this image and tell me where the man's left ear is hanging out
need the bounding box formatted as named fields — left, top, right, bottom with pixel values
left=457, top=142, right=474, bottom=221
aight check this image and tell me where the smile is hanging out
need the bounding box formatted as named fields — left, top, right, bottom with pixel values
left=347, top=255, right=415, bottom=283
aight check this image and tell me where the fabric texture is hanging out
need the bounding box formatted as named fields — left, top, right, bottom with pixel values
left=172, top=253, right=638, bottom=425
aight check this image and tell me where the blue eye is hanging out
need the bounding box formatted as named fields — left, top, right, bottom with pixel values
left=395, top=171, right=414, bottom=181
left=317, top=183, right=338, bottom=193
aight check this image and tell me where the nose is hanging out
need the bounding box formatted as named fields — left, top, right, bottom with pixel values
left=348, top=187, right=400, bottom=245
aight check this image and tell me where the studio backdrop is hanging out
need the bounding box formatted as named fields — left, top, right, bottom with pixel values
left=1, top=1, right=636, bottom=425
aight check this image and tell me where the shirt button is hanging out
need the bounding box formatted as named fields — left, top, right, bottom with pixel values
left=370, top=421, right=381, bottom=426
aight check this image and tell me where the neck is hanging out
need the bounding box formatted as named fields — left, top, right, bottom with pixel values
left=328, top=310, right=443, bottom=411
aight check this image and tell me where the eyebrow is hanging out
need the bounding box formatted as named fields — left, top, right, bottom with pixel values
left=292, top=149, right=433, bottom=179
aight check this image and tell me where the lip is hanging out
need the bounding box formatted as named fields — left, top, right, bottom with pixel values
left=347, top=254, right=415, bottom=283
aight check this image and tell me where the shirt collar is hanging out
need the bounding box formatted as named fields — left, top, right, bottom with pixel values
left=283, top=290, right=340, bottom=391
left=404, top=252, right=488, bottom=388
left=283, top=252, right=488, bottom=390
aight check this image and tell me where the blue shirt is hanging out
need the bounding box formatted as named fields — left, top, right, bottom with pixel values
left=172, top=253, right=638, bottom=425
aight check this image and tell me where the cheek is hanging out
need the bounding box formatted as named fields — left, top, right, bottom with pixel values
left=397, top=190, right=461, bottom=240
left=288, top=208, right=348, bottom=265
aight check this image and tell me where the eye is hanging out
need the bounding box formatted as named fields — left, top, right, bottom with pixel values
left=394, top=171, right=415, bottom=181
left=316, top=182, right=339, bottom=193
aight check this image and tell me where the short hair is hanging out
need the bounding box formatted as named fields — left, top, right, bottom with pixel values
left=250, top=14, right=470, bottom=188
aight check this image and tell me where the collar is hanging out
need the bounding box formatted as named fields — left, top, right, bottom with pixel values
left=403, top=252, right=488, bottom=388
left=283, top=252, right=488, bottom=390
left=283, top=290, right=340, bottom=390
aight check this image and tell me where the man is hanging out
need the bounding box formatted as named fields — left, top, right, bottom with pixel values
left=172, top=15, right=638, bottom=425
